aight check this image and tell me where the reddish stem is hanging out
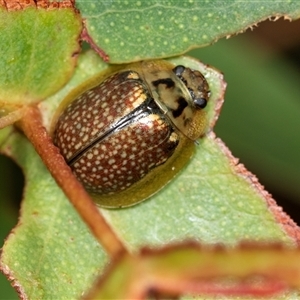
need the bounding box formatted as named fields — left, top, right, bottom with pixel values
left=19, top=105, right=126, bottom=257
left=81, top=25, right=109, bottom=62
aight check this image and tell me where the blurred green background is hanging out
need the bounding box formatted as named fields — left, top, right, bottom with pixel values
left=1, top=18, right=300, bottom=299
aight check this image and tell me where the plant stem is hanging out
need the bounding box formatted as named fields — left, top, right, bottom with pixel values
left=19, top=105, right=126, bottom=257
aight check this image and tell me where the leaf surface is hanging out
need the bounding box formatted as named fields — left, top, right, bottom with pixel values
left=76, top=1, right=300, bottom=62
left=1, top=53, right=296, bottom=299
left=0, top=6, right=81, bottom=107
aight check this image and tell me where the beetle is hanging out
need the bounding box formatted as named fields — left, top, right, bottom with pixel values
left=52, top=60, right=210, bottom=208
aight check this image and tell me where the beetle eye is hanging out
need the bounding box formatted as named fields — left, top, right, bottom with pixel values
left=173, top=65, right=186, bottom=77
left=194, top=98, right=207, bottom=109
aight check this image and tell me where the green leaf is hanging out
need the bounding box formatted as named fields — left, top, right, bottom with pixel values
left=76, top=0, right=300, bottom=62
left=0, top=128, right=107, bottom=299
left=0, top=53, right=294, bottom=299
left=0, top=7, right=81, bottom=107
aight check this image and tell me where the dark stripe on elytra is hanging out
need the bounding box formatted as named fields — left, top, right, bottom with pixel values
left=68, top=97, right=154, bottom=166
left=152, top=78, right=175, bottom=88
left=172, top=97, right=188, bottom=118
